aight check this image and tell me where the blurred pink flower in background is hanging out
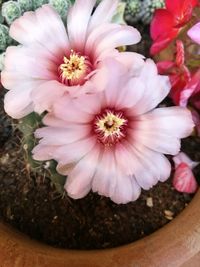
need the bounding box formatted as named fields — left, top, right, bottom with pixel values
left=32, top=59, right=194, bottom=204
left=173, top=152, right=199, bottom=193
left=188, top=22, right=200, bottom=45
left=1, top=0, right=141, bottom=119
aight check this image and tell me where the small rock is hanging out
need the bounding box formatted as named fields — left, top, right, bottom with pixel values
left=146, top=197, right=153, bottom=207
left=164, top=210, right=174, bottom=220
left=0, top=153, right=10, bottom=165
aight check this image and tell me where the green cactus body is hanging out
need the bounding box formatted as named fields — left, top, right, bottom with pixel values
left=2, top=1, right=22, bottom=25
left=0, top=24, right=12, bottom=51
left=0, top=14, right=4, bottom=24
left=32, top=0, right=48, bottom=10
left=0, top=52, right=5, bottom=70
left=139, top=0, right=165, bottom=24
left=48, top=0, right=71, bottom=20
left=123, top=0, right=141, bottom=24
left=17, top=0, right=33, bottom=12
left=18, top=113, right=66, bottom=194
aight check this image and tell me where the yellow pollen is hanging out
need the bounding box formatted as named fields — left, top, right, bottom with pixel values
left=96, top=112, right=126, bottom=138
left=60, top=52, right=86, bottom=81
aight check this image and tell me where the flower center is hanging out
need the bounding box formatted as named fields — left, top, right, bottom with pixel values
left=58, top=50, right=92, bottom=86
left=94, top=110, right=128, bottom=146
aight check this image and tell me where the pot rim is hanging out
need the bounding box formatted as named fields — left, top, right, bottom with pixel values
left=0, top=190, right=200, bottom=267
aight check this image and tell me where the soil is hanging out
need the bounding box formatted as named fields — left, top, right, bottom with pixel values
left=0, top=24, right=200, bottom=250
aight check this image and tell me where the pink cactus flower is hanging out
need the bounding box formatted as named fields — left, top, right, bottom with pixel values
left=32, top=59, right=194, bottom=204
left=1, top=1, right=141, bottom=119
left=173, top=152, right=199, bottom=193
left=188, top=22, right=200, bottom=45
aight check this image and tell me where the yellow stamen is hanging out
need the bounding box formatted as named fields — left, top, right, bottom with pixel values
left=60, top=51, right=86, bottom=81
left=96, top=112, right=126, bottom=138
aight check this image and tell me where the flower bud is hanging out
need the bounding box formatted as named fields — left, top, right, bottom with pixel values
left=173, top=152, right=199, bottom=194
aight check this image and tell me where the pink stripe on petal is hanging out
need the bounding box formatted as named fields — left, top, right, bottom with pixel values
left=115, top=77, right=145, bottom=109
left=94, top=26, right=141, bottom=58
left=67, top=0, right=96, bottom=51
left=53, top=95, right=94, bottom=123
left=10, top=5, right=69, bottom=56
left=65, top=146, right=100, bottom=199
left=55, top=137, right=97, bottom=170
left=35, top=125, right=90, bottom=145
left=85, top=23, right=119, bottom=56
left=132, top=107, right=194, bottom=139
left=111, top=172, right=134, bottom=204
left=31, top=81, right=68, bottom=114
left=92, top=149, right=117, bottom=198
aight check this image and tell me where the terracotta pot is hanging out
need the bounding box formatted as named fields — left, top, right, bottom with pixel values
left=0, top=190, right=200, bottom=267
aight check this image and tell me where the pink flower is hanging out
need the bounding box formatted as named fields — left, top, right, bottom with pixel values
left=32, top=59, right=194, bottom=204
left=157, top=40, right=191, bottom=106
left=180, top=69, right=200, bottom=110
left=188, top=22, right=200, bottom=45
left=1, top=1, right=141, bottom=119
left=173, top=152, right=199, bottom=193
left=150, top=0, right=198, bottom=55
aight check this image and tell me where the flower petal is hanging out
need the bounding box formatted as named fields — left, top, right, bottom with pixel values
left=56, top=137, right=97, bottom=174
left=127, top=59, right=170, bottom=115
left=10, top=5, right=69, bottom=57
left=92, top=149, right=117, bottom=198
left=111, top=172, right=141, bottom=204
left=88, top=0, right=119, bottom=32
left=94, top=25, right=141, bottom=59
left=4, top=84, right=35, bottom=119
left=67, top=0, right=96, bottom=51
left=31, top=80, right=68, bottom=114
left=52, top=95, right=94, bottom=123
left=130, top=107, right=194, bottom=155
left=115, top=142, right=171, bottom=189
left=35, top=125, right=90, bottom=145
left=65, top=145, right=100, bottom=199
left=188, top=22, right=200, bottom=45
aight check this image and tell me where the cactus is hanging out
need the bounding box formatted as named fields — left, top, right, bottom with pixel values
left=139, top=0, right=165, bottom=24
left=0, top=24, right=12, bottom=51
left=0, top=52, right=5, bottom=71
left=48, top=0, right=71, bottom=20
left=17, top=0, right=33, bottom=12
left=1, top=1, right=22, bottom=25
left=32, top=0, right=48, bottom=10
left=0, top=14, right=4, bottom=24
left=123, top=0, right=141, bottom=24
left=18, top=113, right=66, bottom=194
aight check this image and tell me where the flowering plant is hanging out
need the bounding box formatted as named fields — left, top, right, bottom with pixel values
left=0, top=0, right=196, bottom=203
left=150, top=0, right=200, bottom=193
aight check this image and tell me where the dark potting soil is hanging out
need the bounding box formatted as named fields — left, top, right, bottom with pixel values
left=0, top=24, right=200, bottom=250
